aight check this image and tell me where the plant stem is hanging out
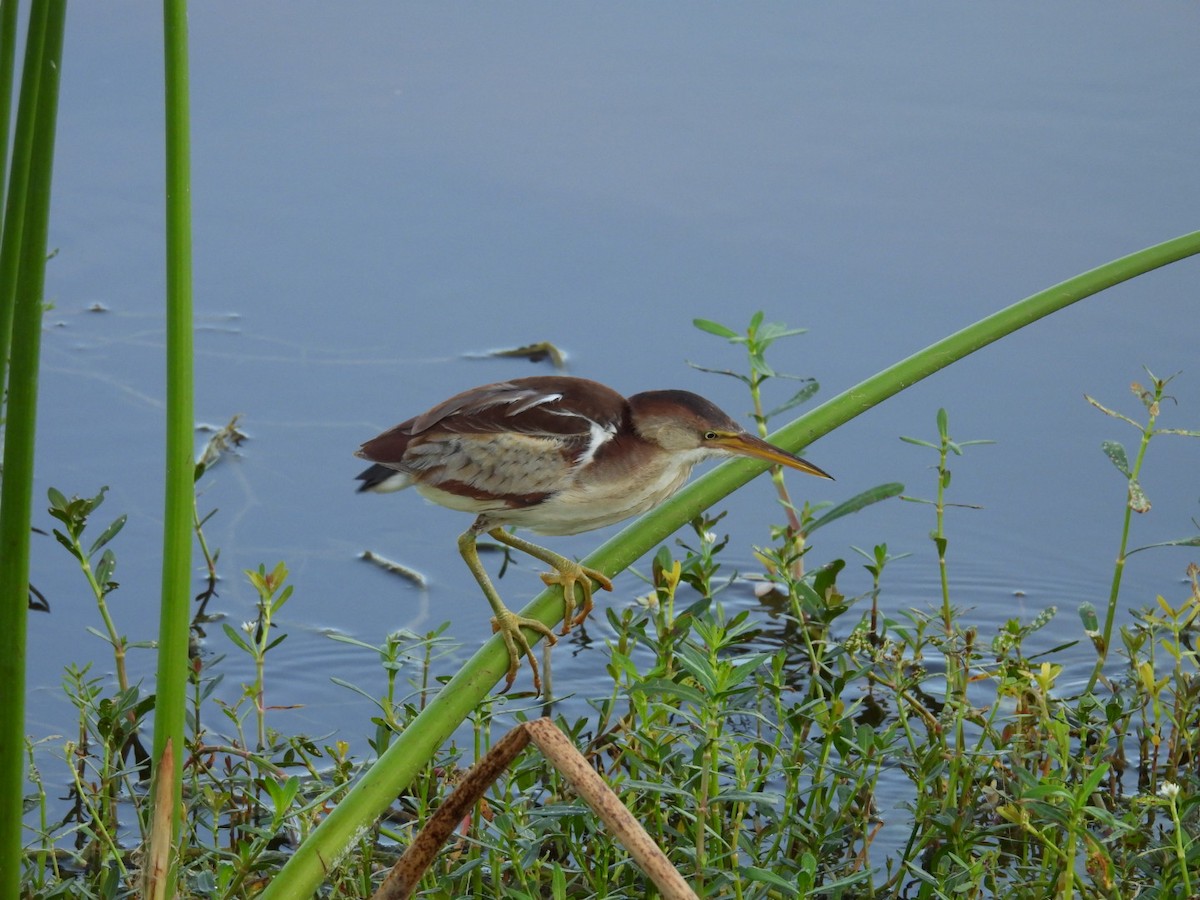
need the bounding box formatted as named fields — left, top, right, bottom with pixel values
left=148, top=1, right=195, bottom=895
left=0, top=5, right=65, bottom=895
left=1086, top=384, right=1162, bottom=693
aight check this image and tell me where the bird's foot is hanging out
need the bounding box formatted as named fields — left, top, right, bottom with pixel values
left=540, top=562, right=613, bottom=634
left=490, top=606, right=557, bottom=694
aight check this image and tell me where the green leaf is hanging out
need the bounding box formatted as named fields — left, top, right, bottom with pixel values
left=263, top=776, right=301, bottom=827
left=675, top=643, right=718, bottom=694
left=52, top=528, right=82, bottom=561
left=751, top=353, right=776, bottom=379
left=806, top=483, right=904, bottom=534
left=1127, top=535, right=1200, bottom=555
left=936, top=407, right=949, bottom=439
left=899, top=435, right=936, bottom=449
left=95, top=549, right=116, bottom=588
left=1078, top=602, right=1098, bottom=633
left=692, top=317, right=738, bottom=339
left=811, top=558, right=845, bottom=600
left=1101, top=440, right=1130, bottom=477
left=46, top=486, right=68, bottom=511
left=728, top=653, right=772, bottom=688
left=622, top=778, right=692, bottom=798
left=756, top=322, right=807, bottom=342
left=632, top=676, right=706, bottom=706
left=223, top=623, right=252, bottom=654
left=88, top=514, right=127, bottom=558
left=1076, top=763, right=1110, bottom=805
left=764, top=380, right=819, bottom=419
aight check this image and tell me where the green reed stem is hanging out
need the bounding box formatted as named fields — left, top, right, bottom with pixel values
left=266, top=230, right=1200, bottom=897
left=148, top=0, right=195, bottom=891
left=0, top=0, right=19, bottom=400
left=0, top=1, right=17, bottom=234
left=0, top=3, right=66, bottom=894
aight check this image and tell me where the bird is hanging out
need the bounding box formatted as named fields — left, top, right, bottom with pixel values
left=355, top=375, right=832, bottom=692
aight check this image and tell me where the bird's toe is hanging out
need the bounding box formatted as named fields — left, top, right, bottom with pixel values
left=490, top=609, right=556, bottom=694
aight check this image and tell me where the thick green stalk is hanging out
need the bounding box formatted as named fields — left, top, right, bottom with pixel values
left=265, top=230, right=1200, bottom=897
left=0, top=0, right=39, bottom=407
left=148, top=0, right=194, bottom=890
left=0, top=3, right=66, bottom=894
left=0, top=0, right=19, bottom=405
left=0, top=0, right=18, bottom=229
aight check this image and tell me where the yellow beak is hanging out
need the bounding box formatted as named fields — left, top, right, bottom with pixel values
left=713, top=432, right=833, bottom=480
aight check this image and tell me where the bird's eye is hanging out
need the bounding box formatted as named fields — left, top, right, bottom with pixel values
left=703, top=431, right=719, bottom=441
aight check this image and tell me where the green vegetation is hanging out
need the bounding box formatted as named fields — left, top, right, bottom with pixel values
left=16, top=317, right=1200, bottom=898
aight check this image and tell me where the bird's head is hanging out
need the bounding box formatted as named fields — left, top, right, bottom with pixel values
left=628, top=390, right=832, bottom=480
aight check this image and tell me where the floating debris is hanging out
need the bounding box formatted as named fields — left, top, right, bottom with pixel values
left=484, top=341, right=567, bottom=370
left=195, top=415, right=248, bottom=478
left=360, top=550, right=428, bottom=588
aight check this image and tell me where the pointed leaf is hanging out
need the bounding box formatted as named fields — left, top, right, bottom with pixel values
left=1127, top=535, right=1200, bottom=556
left=692, top=318, right=739, bottom=339
left=88, top=514, right=127, bottom=558
left=47, top=486, right=68, bottom=512
left=807, top=483, right=904, bottom=534
left=52, top=529, right=82, bottom=561
left=1086, top=394, right=1139, bottom=427
left=729, top=653, right=772, bottom=687
left=764, top=380, right=819, bottom=419
left=633, top=676, right=706, bottom=706
left=686, top=361, right=752, bottom=385
left=899, top=436, right=936, bottom=449
left=223, top=623, right=252, bottom=654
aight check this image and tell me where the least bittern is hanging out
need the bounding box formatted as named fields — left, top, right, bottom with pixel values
left=356, top=375, right=831, bottom=692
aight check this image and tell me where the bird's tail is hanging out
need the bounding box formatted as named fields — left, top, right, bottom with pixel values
left=355, top=464, right=412, bottom=494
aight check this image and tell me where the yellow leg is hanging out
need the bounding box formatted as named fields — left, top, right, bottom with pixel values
left=487, top=528, right=613, bottom=634
left=458, top=528, right=556, bottom=693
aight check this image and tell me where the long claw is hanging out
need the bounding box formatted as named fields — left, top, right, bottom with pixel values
left=539, top=562, right=613, bottom=634
left=490, top=606, right=557, bottom=693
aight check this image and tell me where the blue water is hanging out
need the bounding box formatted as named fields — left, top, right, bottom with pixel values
left=25, top=0, right=1200, bottom=875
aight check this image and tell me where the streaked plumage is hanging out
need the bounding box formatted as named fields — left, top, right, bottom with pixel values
left=356, top=375, right=831, bottom=692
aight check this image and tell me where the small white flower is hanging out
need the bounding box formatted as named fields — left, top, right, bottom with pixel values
left=702, top=530, right=717, bottom=544
left=241, top=620, right=257, bottom=634
left=1158, top=781, right=1180, bottom=800
left=634, top=591, right=659, bottom=610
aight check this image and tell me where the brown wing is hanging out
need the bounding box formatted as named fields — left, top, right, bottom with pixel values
left=355, top=376, right=628, bottom=503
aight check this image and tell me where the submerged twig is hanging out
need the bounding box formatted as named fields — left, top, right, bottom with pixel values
left=360, top=550, right=429, bottom=588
